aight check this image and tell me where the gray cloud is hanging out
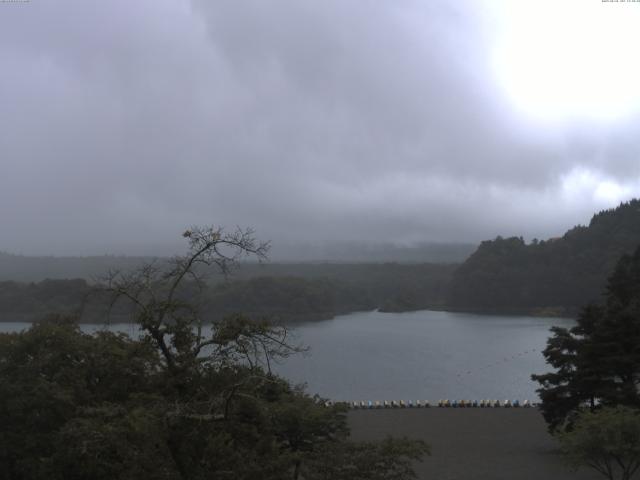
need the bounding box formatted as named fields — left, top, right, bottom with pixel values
left=0, top=0, right=639, bottom=255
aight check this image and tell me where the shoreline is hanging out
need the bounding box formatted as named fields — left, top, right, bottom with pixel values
left=0, top=304, right=576, bottom=325
left=380, top=304, right=577, bottom=319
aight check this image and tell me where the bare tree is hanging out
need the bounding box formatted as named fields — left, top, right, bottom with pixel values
left=102, top=225, right=298, bottom=374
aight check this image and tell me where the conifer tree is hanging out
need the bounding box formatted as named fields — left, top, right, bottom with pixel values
left=533, top=245, right=640, bottom=431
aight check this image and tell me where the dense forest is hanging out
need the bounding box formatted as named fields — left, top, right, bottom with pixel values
left=0, top=263, right=456, bottom=323
left=449, top=199, right=640, bottom=316
left=0, top=279, right=96, bottom=321
left=0, top=228, right=428, bottom=479
left=0, top=253, right=152, bottom=283
left=0, top=249, right=459, bottom=322
left=2, top=200, right=640, bottom=322
left=0, top=243, right=473, bottom=282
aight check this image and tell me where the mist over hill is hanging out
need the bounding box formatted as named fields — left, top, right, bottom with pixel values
left=0, top=253, right=154, bottom=283
left=0, top=242, right=473, bottom=283
left=2, top=201, right=639, bottom=321
left=0, top=244, right=463, bottom=322
left=268, top=242, right=475, bottom=264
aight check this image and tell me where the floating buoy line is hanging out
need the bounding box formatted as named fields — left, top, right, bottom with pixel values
left=321, top=347, right=543, bottom=410
left=454, top=348, right=538, bottom=379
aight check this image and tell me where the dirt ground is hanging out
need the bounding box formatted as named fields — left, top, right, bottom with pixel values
left=348, top=408, right=603, bottom=480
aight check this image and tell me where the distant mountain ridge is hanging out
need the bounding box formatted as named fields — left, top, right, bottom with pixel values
left=268, top=242, right=476, bottom=264
left=0, top=253, right=153, bottom=283
left=0, top=243, right=472, bottom=283
left=448, top=199, right=640, bottom=316
left=3, top=202, right=639, bottom=319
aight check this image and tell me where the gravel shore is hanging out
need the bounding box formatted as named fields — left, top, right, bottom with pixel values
left=348, top=408, right=602, bottom=480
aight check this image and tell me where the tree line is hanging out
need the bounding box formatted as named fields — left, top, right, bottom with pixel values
left=0, top=226, right=429, bottom=480
left=449, top=199, right=640, bottom=316
left=0, top=264, right=457, bottom=323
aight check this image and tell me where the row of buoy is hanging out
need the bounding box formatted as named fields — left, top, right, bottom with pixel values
left=436, top=399, right=532, bottom=408
left=341, top=399, right=534, bottom=409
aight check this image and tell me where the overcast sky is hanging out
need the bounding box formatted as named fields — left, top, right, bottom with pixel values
left=1, top=0, right=640, bottom=256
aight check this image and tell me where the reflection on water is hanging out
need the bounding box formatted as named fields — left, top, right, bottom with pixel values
left=0, top=310, right=572, bottom=402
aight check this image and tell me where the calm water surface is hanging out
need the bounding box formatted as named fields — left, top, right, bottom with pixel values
left=0, top=310, right=572, bottom=402
left=274, top=310, right=573, bottom=402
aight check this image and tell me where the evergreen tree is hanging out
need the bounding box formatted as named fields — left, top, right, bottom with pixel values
left=451, top=199, right=640, bottom=315
left=533, top=245, right=640, bottom=431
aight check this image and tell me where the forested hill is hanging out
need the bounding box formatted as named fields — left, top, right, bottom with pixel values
left=0, top=243, right=473, bottom=283
left=448, top=199, right=640, bottom=316
left=0, top=264, right=456, bottom=323
left=0, top=253, right=152, bottom=282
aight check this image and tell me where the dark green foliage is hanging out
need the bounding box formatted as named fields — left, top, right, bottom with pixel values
left=0, top=318, right=427, bottom=480
left=0, top=226, right=428, bottom=479
left=205, top=276, right=376, bottom=322
left=450, top=199, right=640, bottom=315
left=558, top=406, right=640, bottom=480
left=229, top=262, right=457, bottom=313
left=533, top=245, right=640, bottom=431
left=0, top=279, right=94, bottom=320
left=0, top=317, right=162, bottom=479
left=0, top=263, right=457, bottom=323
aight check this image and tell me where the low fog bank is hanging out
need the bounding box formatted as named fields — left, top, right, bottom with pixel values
left=267, top=242, right=475, bottom=264
left=0, top=241, right=473, bottom=282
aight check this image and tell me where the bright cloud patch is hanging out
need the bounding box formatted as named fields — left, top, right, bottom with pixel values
left=490, top=0, right=640, bottom=122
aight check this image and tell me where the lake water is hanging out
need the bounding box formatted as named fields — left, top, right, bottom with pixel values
left=0, top=310, right=572, bottom=402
